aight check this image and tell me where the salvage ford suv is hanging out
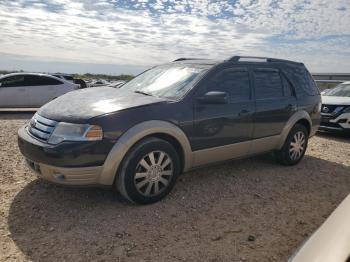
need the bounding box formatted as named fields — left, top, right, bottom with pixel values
left=18, top=56, right=321, bottom=204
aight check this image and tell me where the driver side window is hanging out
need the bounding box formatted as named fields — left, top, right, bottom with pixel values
left=209, top=69, right=251, bottom=102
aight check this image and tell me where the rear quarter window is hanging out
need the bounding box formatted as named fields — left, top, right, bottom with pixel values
left=282, top=65, right=319, bottom=96
left=41, top=76, right=63, bottom=85
left=64, top=76, right=74, bottom=81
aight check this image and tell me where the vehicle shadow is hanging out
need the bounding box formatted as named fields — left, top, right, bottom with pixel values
left=7, top=155, right=350, bottom=261
left=316, top=131, right=350, bottom=143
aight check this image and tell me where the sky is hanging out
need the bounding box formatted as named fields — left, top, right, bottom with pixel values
left=0, top=0, right=349, bottom=75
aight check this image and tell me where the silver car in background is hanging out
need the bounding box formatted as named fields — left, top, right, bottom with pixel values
left=0, top=73, right=79, bottom=108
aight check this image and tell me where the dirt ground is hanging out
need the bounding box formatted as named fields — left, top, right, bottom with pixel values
left=0, top=113, right=350, bottom=262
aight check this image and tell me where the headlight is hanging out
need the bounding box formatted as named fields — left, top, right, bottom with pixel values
left=48, top=122, right=103, bottom=144
left=343, top=106, right=350, bottom=113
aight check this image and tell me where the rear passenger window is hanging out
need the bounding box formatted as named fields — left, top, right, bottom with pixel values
left=211, top=70, right=251, bottom=102
left=24, top=76, right=63, bottom=86
left=24, top=75, right=43, bottom=86
left=282, top=75, right=293, bottom=97
left=254, top=70, right=283, bottom=99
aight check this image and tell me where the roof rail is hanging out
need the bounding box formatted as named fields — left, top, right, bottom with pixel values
left=173, top=58, right=206, bottom=62
left=228, top=56, right=301, bottom=64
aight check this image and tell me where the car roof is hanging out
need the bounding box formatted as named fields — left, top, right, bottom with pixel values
left=171, top=56, right=303, bottom=67
left=1, top=72, right=59, bottom=78
left=172, top=58, right=221, bottom=66
left=52, top=73, right=74, bottom=78
left=340, top=81, right=350, bottom=85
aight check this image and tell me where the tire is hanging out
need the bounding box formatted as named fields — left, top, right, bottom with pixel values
left=275, top=124, right=309, bottom=166
left=116, top=137, right=181, bottom=204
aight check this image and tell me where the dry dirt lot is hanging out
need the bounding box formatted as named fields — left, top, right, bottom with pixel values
left=0, top=113, right=350, bottom=262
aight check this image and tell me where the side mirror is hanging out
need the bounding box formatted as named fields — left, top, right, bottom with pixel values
left=197, top=91, right=229, bottom=104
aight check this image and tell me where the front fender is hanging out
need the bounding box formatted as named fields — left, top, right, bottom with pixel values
left=97, top=120, right=193, bottom=185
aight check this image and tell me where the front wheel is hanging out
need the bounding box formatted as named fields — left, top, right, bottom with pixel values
left=275, top=124, right=309, bottom=166
left=116, top=137, right=180, bottom=204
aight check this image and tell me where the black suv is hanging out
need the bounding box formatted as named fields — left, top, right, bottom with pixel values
left=18, top=56, right=321, bottom=204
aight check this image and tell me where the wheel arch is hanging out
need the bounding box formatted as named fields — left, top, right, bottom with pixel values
left=295, top=118, right=311, bottom=135
left=278, top=111, right=312, bottom=149
left=142, top=133, right=185, bottom=173
left=98, top=120, right=193, bottom=185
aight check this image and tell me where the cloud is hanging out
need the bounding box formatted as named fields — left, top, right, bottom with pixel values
left=0, top=0, right=349, bottom=73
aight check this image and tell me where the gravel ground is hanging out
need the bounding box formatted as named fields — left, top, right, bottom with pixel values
left=0, top=113, right=350, bottom=262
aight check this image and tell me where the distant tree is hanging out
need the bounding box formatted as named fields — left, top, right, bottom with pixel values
left=73, top=73, right=134, bottom=81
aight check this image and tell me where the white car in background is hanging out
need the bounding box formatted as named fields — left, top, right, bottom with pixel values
left=0, top=73, right=79, bottom=108
left=319, top=81, right=350, bottom=133
left=290, top=194, right=350, bottom=261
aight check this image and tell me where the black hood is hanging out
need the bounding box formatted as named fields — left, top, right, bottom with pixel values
left=38, top=87, right=169, bottom=122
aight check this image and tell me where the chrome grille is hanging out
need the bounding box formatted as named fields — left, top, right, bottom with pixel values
left=28, top=114, right=58, bottom=141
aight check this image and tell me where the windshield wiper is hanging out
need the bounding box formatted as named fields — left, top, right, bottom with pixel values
left=134, top=90, right=153, bottom=96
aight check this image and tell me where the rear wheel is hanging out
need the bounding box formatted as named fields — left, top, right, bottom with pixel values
left=275, top=124, right=308, bottom=165
left=117, top=137, right=180, bottom=204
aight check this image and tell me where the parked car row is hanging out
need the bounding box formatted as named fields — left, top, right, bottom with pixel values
left=0, top=69, right=349, bottom=135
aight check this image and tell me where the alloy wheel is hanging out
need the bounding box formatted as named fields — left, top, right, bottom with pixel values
left=134, top=151, right=173, bottom=197
left=289, top=131, right=306, bottom=161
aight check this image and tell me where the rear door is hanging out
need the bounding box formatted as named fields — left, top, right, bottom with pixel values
left=252, top=67, right=297, bottom=139
left=0, top=75, right=27, bottom=107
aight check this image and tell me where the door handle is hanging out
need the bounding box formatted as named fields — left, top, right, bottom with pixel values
left=239, top=109, right=250, bottom=116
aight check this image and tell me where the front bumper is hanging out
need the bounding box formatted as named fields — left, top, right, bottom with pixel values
left=26, top=159, right=103, bottom=185
left=320, top=112, right=350, bottom=133
left=18, top=125, right=114, bottom=185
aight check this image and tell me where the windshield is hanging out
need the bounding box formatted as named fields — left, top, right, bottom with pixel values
left=120, top=64, right=209, bottom=100
left=324, top=84, right=350, bottom=97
